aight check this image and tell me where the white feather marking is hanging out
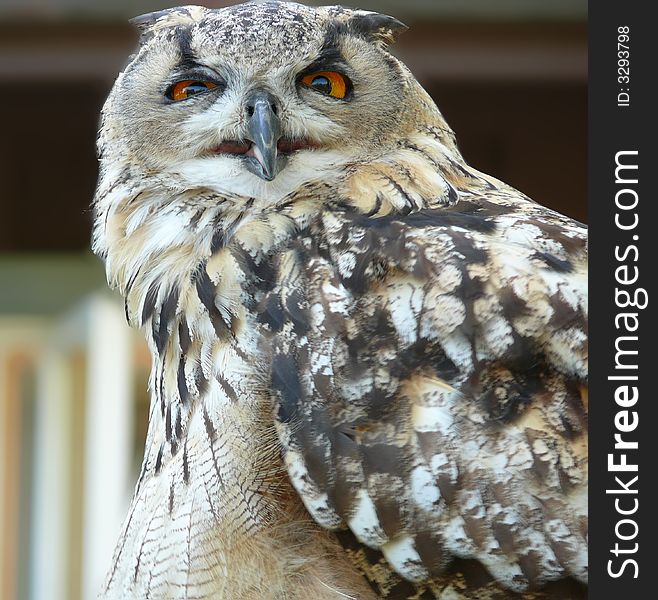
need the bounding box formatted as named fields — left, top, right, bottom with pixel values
left=429, top=453, right=458, bottom=487
left=388, top=283, right=421, bottom=347
left=336, top=252, right=356, bottom=279
left=283, top=448, right=341, bottom=528
left=480, top=315, right=515, bottom=356
left=167, top=149, right=348, bottom=204
left=421, top=292, right=466, bottom=339
left=412, top=404, right=454, bottom=436
left=381, top=534, right=428, bottom=582
left=410, top=465, right=441, bottom=511
left=440, top=330, right=474, bottom=371
left=443, top=516, right=476, bottom=557
left=435, top=263, right=462, bottom=292
left=348, top=489, right=388, bottom=548
left=321, top=280, right=351, bottom=315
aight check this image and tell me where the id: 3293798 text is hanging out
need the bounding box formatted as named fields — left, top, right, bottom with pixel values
left=617, top=26, right=630, bottom=107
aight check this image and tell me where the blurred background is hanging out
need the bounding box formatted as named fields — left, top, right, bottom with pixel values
left=0, top=1, right=586, bottom=599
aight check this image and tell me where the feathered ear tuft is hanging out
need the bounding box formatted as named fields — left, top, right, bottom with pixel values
left=129, top=5, right=208, bottom=41
left=129, top=9, right=172, bottom=32
left=348, top=11, right=408, bottom=45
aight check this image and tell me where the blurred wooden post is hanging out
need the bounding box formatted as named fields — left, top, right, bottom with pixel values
left=81, top=294, right=133, bottom=600
left=31, top=345, right=75, bottom=600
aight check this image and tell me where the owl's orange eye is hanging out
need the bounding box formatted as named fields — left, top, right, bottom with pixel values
left=301, top=71, right=350, bottom=99
left=167, top=80, right=219, bottom=102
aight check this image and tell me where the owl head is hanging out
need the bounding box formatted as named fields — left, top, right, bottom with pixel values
left=94, top=1, right=462, bottom=318
left=97, top=1, right=461, bottom=188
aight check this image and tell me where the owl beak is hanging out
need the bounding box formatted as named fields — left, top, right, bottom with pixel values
left=245, top=91, right=283, bottom=181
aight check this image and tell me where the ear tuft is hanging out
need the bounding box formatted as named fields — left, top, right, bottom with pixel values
left=130, top=9, right=171, bottom=32
left=348, top=11, right=408, bottom=45
left=129, top=5, right=208, bottom=40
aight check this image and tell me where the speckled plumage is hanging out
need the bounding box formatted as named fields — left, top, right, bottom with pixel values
left=93, top=3, right=587, bottom=598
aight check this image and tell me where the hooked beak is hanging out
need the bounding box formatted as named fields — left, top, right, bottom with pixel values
left=208, top=91, right=319, bottom=177
left=244, top=90, right=284, bottom=181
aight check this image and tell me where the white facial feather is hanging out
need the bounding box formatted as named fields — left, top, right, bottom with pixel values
left=166, top=149, right=348, bottom=203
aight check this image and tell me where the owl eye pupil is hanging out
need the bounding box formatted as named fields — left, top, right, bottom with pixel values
left=301, top=71, right=349, bottom=100
left=310, top=76, right=332, bottom=95
left=184, top=82, right=209, bottom=96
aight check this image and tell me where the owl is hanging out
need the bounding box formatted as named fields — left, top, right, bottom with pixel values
left=92, top=2, right=588, bottom=599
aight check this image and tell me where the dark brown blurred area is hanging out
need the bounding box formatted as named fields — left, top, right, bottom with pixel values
left=0, top=2, right=586, bottom=253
